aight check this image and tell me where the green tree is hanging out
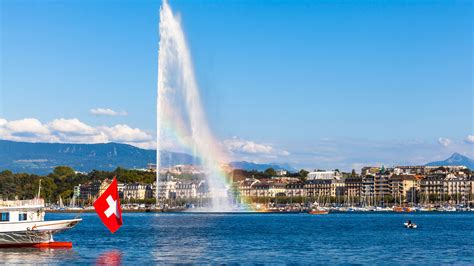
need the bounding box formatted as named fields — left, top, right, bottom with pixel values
left=52, top=166, right=75, bottom=178
left=299, top=169, right=309, bottom=178
left=264, top=168, right=276, bottom=178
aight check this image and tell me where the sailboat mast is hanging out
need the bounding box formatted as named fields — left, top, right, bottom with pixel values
left=37, top=179, right=42, bottom=199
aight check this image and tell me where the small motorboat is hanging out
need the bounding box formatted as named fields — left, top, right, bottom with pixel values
left=308, top=209, right=329, bottom=215
left=404, top=222, right=417, bottom=229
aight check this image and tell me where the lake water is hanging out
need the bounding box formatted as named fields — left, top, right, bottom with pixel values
left=0, top=212, right=473, bottom=264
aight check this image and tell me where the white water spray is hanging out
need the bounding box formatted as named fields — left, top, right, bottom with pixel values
left=157, top=0, right=233, bottom=211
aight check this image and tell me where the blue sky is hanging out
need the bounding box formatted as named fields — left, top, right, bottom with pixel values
left=1, top=0, right=473, bottom=170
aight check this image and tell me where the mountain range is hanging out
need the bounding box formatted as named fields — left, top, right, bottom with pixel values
left=0, top=140, right=193, bottom=174
left=0, top=140, right=292, bottom=174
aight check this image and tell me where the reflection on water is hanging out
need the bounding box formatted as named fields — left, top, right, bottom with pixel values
left=0, top=248, right=123, bottom=265
left=96, top=250, right=122, bottom=265
left=0, top=248, right=76, bottom=264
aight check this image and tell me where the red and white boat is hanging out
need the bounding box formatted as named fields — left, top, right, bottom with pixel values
left=308, top=204, right=329, bottom=215
left=308, top=209, right=329, bottom=215
left=0, top=198, right=81, bottom=248
left=308, top=200, right=329, bottom=215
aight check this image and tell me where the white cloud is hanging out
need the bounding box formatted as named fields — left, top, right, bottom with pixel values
left=90, top=108, right=127, bottom=116
left=101, top=124, right=152, bottom=143
left=438, top=137, right=452, bottom=147
left=5, top=118, right=50, bottom=135
left=223, top=137, right=289, bottom=156
left=465, top=135, right=474, bottom=144
left=49, top=118, right=96, bottom=135
left=0, top=117, right=153, bottom=148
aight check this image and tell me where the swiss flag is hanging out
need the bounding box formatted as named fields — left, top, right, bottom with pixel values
left=93, top=177, right=123, bottom=233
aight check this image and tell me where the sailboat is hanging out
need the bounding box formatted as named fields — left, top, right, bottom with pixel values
left=58, top=195, right=65, bottom=210
left=68, top=195, right=82, bottom=211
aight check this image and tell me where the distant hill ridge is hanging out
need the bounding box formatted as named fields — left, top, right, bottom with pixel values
left=0, top=140, right=195, bottom=174
left=0, top=140, right=292, bottom=174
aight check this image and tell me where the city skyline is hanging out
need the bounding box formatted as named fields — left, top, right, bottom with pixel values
left=1, top=0, right=473, bottom=170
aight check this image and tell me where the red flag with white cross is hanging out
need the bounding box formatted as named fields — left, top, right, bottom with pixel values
left=93, top=177, right=123, bottom=233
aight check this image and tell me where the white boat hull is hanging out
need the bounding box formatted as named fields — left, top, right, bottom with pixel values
left=0, top=219, right=81, bottom=245
left=403, top=222, right=417, bottom=229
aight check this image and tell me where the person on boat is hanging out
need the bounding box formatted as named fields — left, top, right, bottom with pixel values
left=405, top=220, right=416, bottom=228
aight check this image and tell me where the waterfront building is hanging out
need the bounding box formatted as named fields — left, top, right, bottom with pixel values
left=246, top=179, right=288, bottom=198
left=157, top=177, right=210, bottom=200
left=285, top=181, right=305, bottom=198
left=175, top=181, right=199, bottom=198
left=332, top=178, right=346, bottom=199
left=157, top=174, right=177, bottom=199
left=78, top=183, right=92, bottom=201
left=78, top=179, right=109, bottom=200
left=123, top=183, right=147, bottom=200
left=159, top=180, right=177, bottom=199
left=304, top=174, right=345, bottom=199
left=420, top=173, right=472, bottom=204
left=444, top=174, right=464, bottom=194
left=98, top=179, right=112, bottom=197
left=361, top=174, right=375, bottom=205
left=145, top=183, right=155, bottom=199
left=251, top=181, right=270, bottom=197
left=345, top=176, right=363, bottom=199
left=117, top=183, right=125, bottom=198
left=237, top=178, right=260, bottom=198
left=306, top=170, right=342, bottom=181
left=268, top=182, right=287, bottom=197
left=469, top=175, right=474, bottom=203
left=235, top=178, right=303, bottom=199
left=389, top=174, right=420, bottom=203
left=420, top=174, right=444, bottom=198
left=444, top=174, right=471, bottom=204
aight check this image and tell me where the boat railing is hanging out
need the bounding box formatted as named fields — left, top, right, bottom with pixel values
left=0, top=198, right=45, bottom=207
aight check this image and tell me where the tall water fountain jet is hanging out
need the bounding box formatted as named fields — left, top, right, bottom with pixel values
left=157, top=0, right=233, bottom=212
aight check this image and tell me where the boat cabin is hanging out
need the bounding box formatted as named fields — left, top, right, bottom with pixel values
left=0, top=199, right=45, bottom=223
